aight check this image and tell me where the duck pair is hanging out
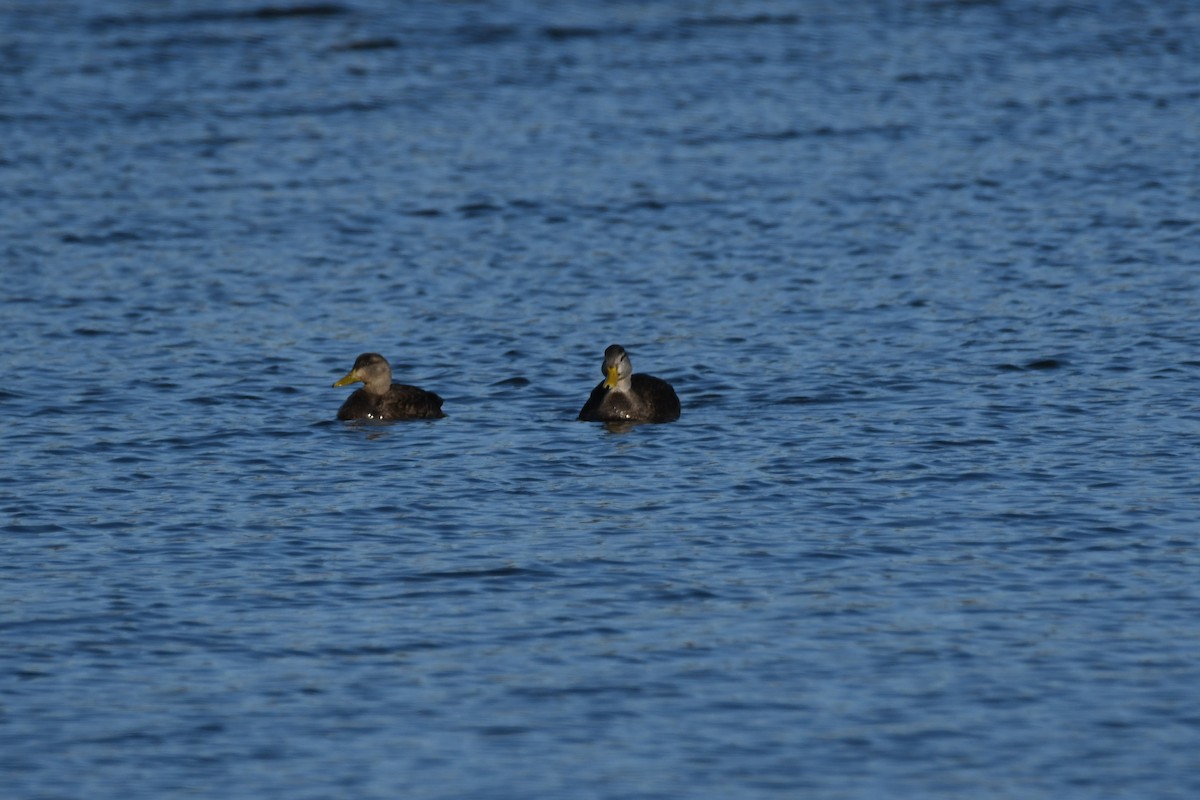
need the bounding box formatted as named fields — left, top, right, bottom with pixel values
left=332, top=344, right=681, bottom=424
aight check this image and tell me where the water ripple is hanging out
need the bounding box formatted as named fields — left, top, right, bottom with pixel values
left=3, top=1, right=1200, bottom=798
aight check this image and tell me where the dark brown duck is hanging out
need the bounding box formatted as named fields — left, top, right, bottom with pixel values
left=332, top=352, right=445, bottom=420
left=578, top=344, right=680, bottom=423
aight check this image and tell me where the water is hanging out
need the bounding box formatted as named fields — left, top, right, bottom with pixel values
left=3, top=1, right=1200, bottom=797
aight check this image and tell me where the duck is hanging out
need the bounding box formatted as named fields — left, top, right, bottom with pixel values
left=578, top=344, right=680, bottom=423
left=332, top=352, right=445, bottom=420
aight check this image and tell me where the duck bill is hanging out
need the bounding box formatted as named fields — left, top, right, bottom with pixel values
left=333, top=370, right=360, bottom=388
left=603, top=365, right=620, bottom=389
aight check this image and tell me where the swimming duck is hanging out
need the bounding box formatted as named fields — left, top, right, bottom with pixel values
left=332, top=352, right=445, bottom=420
left=578, top=344, right=680, bottom=423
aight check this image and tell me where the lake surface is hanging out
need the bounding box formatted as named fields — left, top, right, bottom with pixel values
left=3, top=1, right=1200, bottom=797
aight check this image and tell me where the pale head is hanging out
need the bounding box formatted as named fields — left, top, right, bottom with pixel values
left=333, top=352, right=393, bottom=394
left=601, top=344, right=633, bottom=390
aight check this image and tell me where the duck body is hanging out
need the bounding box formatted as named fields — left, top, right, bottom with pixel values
left=578, top=344, right=680, bottom=423
left=333, top=353, right=445, bottom=421
left=337, top=384, right=445, bottom=421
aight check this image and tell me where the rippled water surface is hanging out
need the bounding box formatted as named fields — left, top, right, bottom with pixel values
left=3, top=1, right=1200, bottom=798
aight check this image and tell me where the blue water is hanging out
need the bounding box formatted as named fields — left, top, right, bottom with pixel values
left=3, top=1, right=1200, bottom=798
